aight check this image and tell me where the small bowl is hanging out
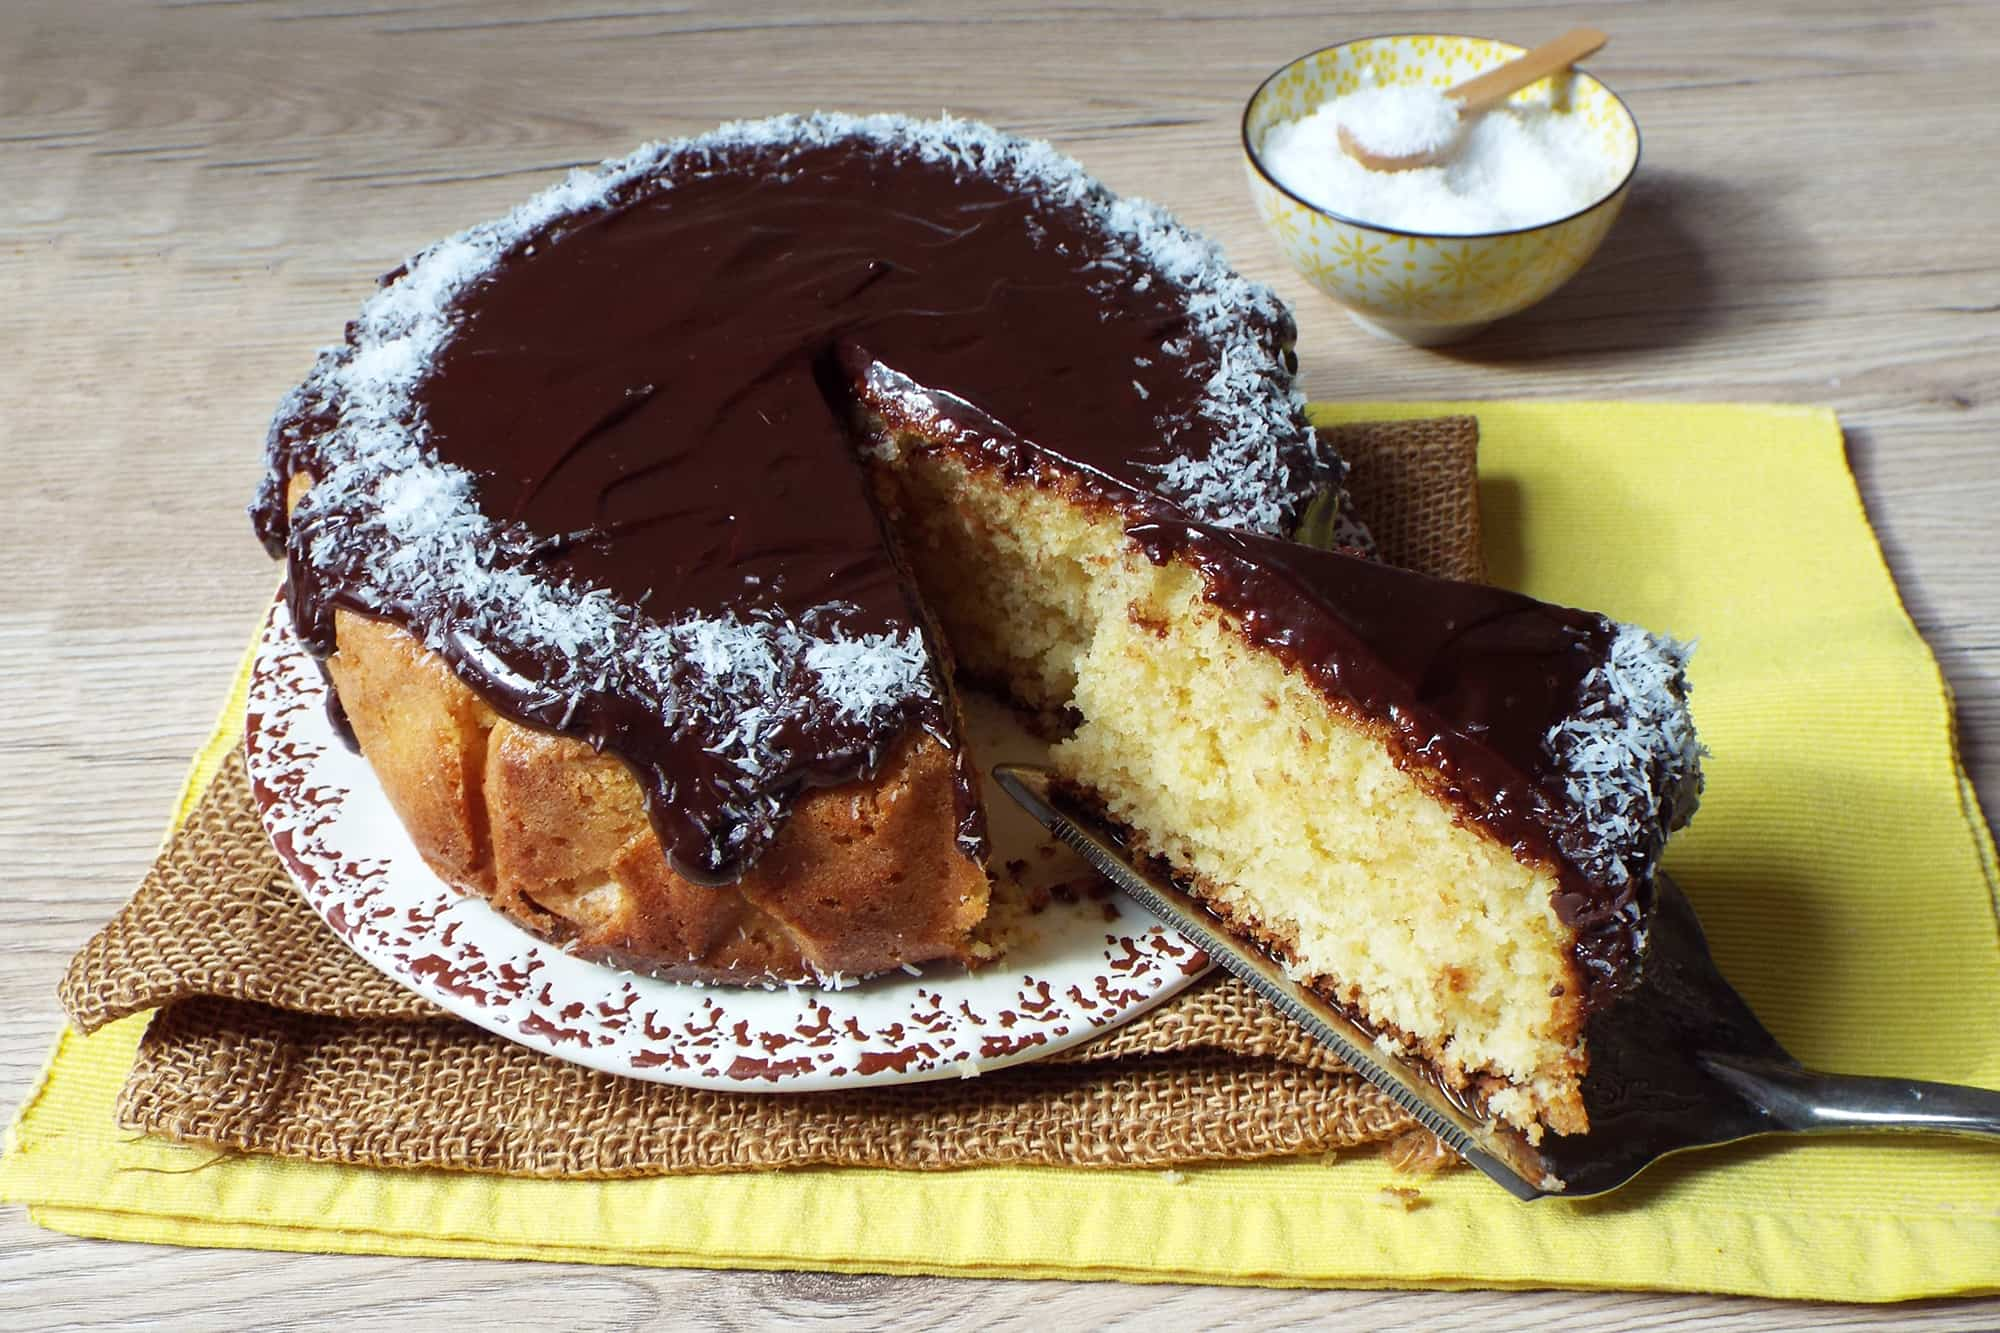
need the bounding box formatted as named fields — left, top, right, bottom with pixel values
left=1242, top=34, right=1640, bottom=345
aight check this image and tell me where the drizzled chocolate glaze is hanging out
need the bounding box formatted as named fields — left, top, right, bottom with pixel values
left=252, top=117, right=1327, bottom=885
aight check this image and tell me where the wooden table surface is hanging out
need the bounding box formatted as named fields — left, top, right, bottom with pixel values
left=4, top=0, right=1996, bottom=1326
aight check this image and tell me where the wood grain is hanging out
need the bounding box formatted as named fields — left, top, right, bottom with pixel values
left=3, top=0, right=1996, bottom=1324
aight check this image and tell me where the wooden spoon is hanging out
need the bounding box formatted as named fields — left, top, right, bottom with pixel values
left=1336, top=27, right=1609, bottom=172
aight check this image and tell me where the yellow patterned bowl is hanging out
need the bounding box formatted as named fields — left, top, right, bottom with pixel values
left=1242, top=35, right=1640, bottom=345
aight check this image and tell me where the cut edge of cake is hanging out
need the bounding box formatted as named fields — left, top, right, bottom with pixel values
left=864, top=410, right=1703, bottom=1142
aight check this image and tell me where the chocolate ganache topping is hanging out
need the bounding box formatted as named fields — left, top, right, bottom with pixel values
left=251, top=114, right=1335, bottom=884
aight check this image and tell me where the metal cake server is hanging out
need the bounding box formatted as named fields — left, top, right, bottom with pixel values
left=994, top=764, right=2000, bottom=1199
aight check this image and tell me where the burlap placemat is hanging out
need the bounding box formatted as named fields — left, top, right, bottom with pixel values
left=60, top=415, right=1482, bottom=1178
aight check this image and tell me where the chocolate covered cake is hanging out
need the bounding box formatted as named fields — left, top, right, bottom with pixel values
left=869, top=408, right=1703, bottom=1136
left=252, top=113, right=1701, bottom=1139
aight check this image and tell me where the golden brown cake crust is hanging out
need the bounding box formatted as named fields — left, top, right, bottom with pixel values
left=292, top=473, right=988, bottom=983
left=326, top=604, right=988, bottom=982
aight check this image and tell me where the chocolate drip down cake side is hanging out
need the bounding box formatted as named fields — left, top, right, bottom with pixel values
left=250, top=113, right=1703, bottom=1143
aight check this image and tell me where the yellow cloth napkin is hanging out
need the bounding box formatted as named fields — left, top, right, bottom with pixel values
left=6, top=403, right=1998, bottom=1298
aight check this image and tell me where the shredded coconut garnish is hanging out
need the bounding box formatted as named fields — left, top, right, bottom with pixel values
left=1545, top=624, right=1706, bottom=893
left=1259, top=81, right=1622, bottom=235
left=1335, top=83, right=1463, bottom=162
left=1084, top=192, right=1328, bottom=531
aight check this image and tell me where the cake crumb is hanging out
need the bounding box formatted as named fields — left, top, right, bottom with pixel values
left=1383, top=1127, right=1457, bottom=1177
left=1377, top=1185, right=1426, bottom=1211
left=1048, top=875, right=1111, bottom=904
left=1159, top=1169, right=1187, bottom=1185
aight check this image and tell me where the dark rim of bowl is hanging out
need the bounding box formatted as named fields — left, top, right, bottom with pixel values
left=1239, top=33, right=1645, bottom=241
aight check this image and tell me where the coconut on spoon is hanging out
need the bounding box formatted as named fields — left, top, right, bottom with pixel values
left=1336, top=27, right=1609, bottom=172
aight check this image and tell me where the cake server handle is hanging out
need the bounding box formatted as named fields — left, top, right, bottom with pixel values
left=1701, top=1052, right=2000, bottom=1139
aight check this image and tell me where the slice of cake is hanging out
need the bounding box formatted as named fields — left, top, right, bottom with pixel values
left=863, top=383, right=1702, bottom=1141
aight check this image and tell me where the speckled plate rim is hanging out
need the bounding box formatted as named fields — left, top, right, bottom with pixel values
left=1239, top=32, right=1644, bottom=241
left=242, top=594, right=1212, bottom=1092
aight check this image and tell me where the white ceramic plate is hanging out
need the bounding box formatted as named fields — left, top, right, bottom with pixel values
left=244, top=596, right=1210, bottom=1090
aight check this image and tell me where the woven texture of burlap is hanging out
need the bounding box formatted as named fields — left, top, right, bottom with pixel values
left=60, top=415, right=1481, bottom=1178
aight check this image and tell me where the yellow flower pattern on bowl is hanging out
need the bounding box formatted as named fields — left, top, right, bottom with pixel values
left=1242, top=35, right=1640, bottom=345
